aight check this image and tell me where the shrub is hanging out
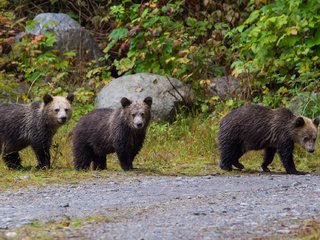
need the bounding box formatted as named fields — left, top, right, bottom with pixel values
left=229, top=0, right=320, bottom=114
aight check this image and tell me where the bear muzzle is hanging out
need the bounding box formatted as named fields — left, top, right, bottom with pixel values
left=134, top=122, right=144, bottom=129
left=58, top=116, right=68, bottom=124
left=307, top=148, right=315, bottom=153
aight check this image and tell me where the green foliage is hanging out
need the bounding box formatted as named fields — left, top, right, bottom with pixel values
left=0, top=16, right=76, bottom=102
left=105, top=0, right=212, bottom=81
left=14, top=30, right=74, bottom=98
left=230, top=0, right=320, bottom=113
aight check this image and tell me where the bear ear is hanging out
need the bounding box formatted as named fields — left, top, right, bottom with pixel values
left=66, top=93, right=74, bottom=104
left=144, top=96, right=152, bottom=107
left=121, top=97, right=132, bottom=108
left=313, top=117, right=320, bottom=127
left=294, top=117, right=305, bottom=128
left=43, top=94, right=53, bottom=105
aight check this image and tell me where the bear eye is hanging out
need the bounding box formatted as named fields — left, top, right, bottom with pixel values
left=303, top=137, right=309, bottom=143
left=65, top=108, right=69, bottom=112
left=54, top=108, right=59, bottom=113
left=132, top=113, right=136, bottom=117
left=141, top=113, right=145, bottom=117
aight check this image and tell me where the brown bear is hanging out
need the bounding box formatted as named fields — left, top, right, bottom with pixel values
left=218, top=105, right=319, bottom=174
left=73, top=96, right=152, bottom=171
left=0, top=94, right=74, bottom=169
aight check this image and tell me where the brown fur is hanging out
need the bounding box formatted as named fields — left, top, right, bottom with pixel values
left=73, top=97, right=152, bottom=171
left=218, top=105, right=319, bottom=174
left=0, top=94, right=74, bottom=169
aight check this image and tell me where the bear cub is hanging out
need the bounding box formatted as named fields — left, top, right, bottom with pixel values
left=0, top=94, right=74, bottom=169
left=218, top=105, right=319, bottom=174
left=73, top=97, right=152, bottom=171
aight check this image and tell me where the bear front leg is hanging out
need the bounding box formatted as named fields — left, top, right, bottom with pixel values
left=92, top=155, right=107, bottom=170
left=116, top=150, right=131, bottom=171
left=261, top=147, right=276, bottom=172
left=32, top=144, right=51, bottom=169
left=3, top=152, right=23, bottom=169
left=278, top=143, right=305, bottom=175
left=128, top=149, right=141, bottom=170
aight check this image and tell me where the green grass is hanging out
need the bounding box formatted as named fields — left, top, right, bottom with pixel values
left=0, top=113, right=320, bottom=191
left=0, top=215, right=111, bottom=240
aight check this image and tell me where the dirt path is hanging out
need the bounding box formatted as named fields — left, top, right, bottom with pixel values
left=1, top=174, right=320, bottom=239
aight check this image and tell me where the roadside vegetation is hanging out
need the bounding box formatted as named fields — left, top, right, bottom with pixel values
left=0, top=0, right=319, bottom=197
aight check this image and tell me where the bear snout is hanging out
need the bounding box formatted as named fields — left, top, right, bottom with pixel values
left=58, top=116, right=67, bottom=123
left=135, top=122, right=144, bottom=129
left=307, top=148, right=314, bottom=153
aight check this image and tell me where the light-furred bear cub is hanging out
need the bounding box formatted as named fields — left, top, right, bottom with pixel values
left=73, top=97, right=152, bottom=171
left=0, top=94, right=74, bottom=169
left=218, top=105, right=319, bottom=175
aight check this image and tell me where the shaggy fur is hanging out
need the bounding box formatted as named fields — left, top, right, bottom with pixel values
left=73, top=97, right=152, bottom=171
left=0, top=94, right=74, bottom=169
left=218, top=105, right=319, bottom=174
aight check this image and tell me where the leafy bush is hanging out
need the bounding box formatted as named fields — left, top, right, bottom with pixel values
left=105, top=0, right=214, bottom=82
left=230, top=0, right=320, bottom=112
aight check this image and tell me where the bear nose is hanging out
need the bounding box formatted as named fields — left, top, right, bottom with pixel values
left=60, top=117, right=67, bottom=123
left=308, top=149, right=314, bottom=153
left=136, top=123, right=143, bottom=128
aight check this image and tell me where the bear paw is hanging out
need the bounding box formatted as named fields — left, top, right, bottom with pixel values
left=260, top=166, right=271, bottom=173
left=219, top=163, right=232, bottom=171
left=233, top=162, right=244, bottom=170
left=286, top=169, right=306, bottom=175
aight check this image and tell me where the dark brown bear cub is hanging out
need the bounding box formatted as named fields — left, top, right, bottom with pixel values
left=218, top=105, right=319, bottom=174
left=73, top=97, right=152, bottom=171
left=0, top=94, right=74, bottom=169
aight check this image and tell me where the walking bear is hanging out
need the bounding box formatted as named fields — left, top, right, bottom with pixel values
left=73, top=97, right=152, bottom=171
left=0, top=94, right=74, bottom=169
left=218, top=105, right=319, bottom=174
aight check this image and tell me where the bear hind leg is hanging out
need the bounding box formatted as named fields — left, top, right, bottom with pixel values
left=3, top=152, right=23, bottom=169
left=73, top=146, right=93, bottom=170
left=220, top=146, right=243, bottom=171
left=92, top=155, right=107, bottom=170
left=261, top=147, right=276, bottom=172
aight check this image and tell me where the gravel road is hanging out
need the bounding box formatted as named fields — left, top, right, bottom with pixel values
left=1, top=173, right=320, bottom=239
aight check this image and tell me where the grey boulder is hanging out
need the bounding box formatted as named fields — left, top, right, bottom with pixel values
left=207, top=75, right=241, bottom=100
left=25, top=13, right=103, bottom=60
left=95, top=73, right=193, bottom=121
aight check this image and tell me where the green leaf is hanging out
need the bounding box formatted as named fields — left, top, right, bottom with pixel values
left=143, top=16, right=159, bottom=28
left=244, top=10, right=260, bottom=25
left=43, top=32, right=57, bottom=46
left=141, top=8, right=149, bottom=19
left=108, top=28, right=128, bottom=41
left=306, top=30, right=320, bottom=48
left=63, top=51, right=76, bottom=57
left=25, top=20, right=35, bottom=31
left=186, top=17, right=197, bottom=27
left=104, top=40, right=117, bottom=53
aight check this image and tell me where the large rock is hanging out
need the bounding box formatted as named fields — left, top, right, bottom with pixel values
left=96, top=73, right=193, bottom=121
left=206, top=75, right=241, bottom=100
left=25, top=13, right=103, bottom=60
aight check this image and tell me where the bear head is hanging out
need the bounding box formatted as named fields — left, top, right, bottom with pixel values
left=43, top=93, right=74, bottom=126
left=121, top=96, right=152, bottom=130
left=292, top=116, right=319, bottom=153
